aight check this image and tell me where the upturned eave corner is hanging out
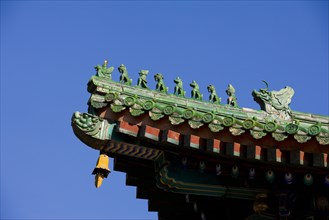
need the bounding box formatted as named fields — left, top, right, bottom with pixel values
left=70, top=59, right=329, bottom=220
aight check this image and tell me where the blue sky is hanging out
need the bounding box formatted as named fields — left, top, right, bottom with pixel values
left=1, top=1, right=328, bottom=219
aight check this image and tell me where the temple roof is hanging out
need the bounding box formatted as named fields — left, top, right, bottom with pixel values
left=71, top=61, right=329, bottom=219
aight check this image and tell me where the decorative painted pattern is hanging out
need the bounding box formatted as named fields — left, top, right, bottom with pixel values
left=115, top=120, right=328, bottom=169
left=103, top=142, right=161, bottom=161
left=153, top=154, right=329, bottom=200
left=155, top=164, right=269, bottom=200
left=72, top=111, right=328, bottom=169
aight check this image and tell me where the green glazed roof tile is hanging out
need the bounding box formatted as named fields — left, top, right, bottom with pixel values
left=86, top=74, right=329, bottom=146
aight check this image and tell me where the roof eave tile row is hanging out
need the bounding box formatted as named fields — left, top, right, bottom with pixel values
left=87, top=76, right=329, bottom=146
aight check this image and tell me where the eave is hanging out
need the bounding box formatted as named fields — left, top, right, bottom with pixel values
left=87, top=76, right=329, bottom=149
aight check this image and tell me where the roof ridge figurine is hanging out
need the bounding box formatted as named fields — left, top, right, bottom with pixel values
left=174, top=77, right=186, bottom=97
left=226, top=84, right=238, bottom=107
left=207, top=85, right=221, bottom=104
left=94, top=59, right=114, bottom=79
left=118, top=64, right=132, bottom=86
left=190, top=80, right=203, bottom=100
left=154, top=73, right=168, bottom=93
left=252, top=80, right=294, bottom=121
left=137, top=70, right=149, bottom=89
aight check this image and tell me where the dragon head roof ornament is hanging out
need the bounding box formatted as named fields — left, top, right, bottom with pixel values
left=252, top=80, right=295, bottom=121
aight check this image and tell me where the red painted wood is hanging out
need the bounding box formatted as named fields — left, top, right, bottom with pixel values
left=213, top=139, right=220, bottom=153
left=118, top=121, right=139, bottom=137
left=233, top=143, right=240, bottom=157
left=144, top=125, right=161, bottom=141
left=167, top=130, right=181, bottom=145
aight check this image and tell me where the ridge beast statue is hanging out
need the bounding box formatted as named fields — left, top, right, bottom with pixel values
left=174, top=77, right=186, bottom=97
left=154, top=73, right=168, bottom=93
left=252, top=80, right=295, bottom=120
left=94, top=60, right=114, bottom=79
left=226, top=84, right=238, bottom=107
left=118, top=64, right=132, bottom=86
left=190, top=80, right=203, bottom=100
left=137, top=70, right=149, bottom=89
left=207, top=85, right=221, bottom=104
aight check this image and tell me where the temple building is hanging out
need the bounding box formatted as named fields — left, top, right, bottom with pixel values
left=72, top=59, right=329, bottom=219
